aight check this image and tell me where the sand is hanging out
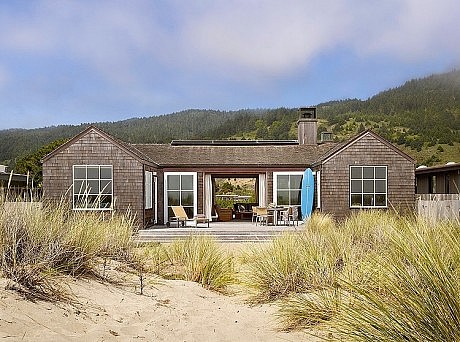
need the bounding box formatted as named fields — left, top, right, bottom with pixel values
left=0, top=274, right=318, bottom=341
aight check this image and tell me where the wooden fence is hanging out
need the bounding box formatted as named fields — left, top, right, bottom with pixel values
left=417, top=194, right=460, bottom=222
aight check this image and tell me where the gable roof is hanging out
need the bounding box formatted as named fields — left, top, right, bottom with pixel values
left=313, top=129, right=416, bottom=166
left=42, top=126, right=412, bottom=170
left=132, top=142, right=337, bottom=167
left=41, top=125, right=159, bottom=166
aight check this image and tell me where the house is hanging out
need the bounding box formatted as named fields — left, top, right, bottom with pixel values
left=42, top=107, right=416, bottom=227
left=0, top=165, right=30, bottom=198
left=415, top=162, right=459, bottom=221
left=415, top=162, right=460, bottom=195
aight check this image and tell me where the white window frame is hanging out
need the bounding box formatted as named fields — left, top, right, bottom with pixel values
left=316, top=170, right=321, bottom=209
left=164, top=172, right=197, bottom=222
left=273, top=171, right=304, bottom=206
left=73, top=165, right=113, bottom=211
left=349, top=165, right=387, bottom=208
left=145, top=171, right=153, bottom=209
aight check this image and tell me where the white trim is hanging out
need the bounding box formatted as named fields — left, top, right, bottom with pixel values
left=153, top=176, right=158, bottom=224
left=145, top=171, right=153, bottom=209
left=258, top=173, right=267, bottom=207
left=349, top=165, right=388, bottom=208
left=204, top=173, right=213, bottom=220
left=72, top=164, right=113, bottom=211
left=164, top=172, right=198, bottom=223
left=272, top=171, right=303, bottom=206
left=316, top=170, right=321, bottom=208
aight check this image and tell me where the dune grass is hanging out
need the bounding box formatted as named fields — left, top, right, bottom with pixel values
left=2, top=194, right=458, bottom=340
left=0, top=197, right=136, bottom=300
left=140, top=235, right=235, bottom=292
left=240, top=213, right=349, bottom=303
left=270, top=211, right=460, bottom=341
left=332, top=218, right=460, bottom=341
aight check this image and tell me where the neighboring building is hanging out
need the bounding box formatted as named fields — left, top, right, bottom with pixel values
left=416, top=162, right=460, bottom=194
left=415, top=162, right=460, bottom=221
left=42, top=108, right=416, bottom=227
left=0, top=165, right=29, bottom=194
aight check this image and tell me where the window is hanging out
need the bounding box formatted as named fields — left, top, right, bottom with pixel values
left=73, top=165, right=113, bottom=210
left=350, top=166, right=387, bottom=208
left=145, top=171, right=153, bottom=209
left=165, top=172, right=196, bottom=221
left=273, top=172, right=303, bottom=206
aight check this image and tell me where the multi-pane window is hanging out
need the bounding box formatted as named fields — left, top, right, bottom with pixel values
left=73, top=165, right=113, bottom=210
left=165, top=173, right=196, bottom=221
left=274, top=173, right=303, bottom=206
left=350, top=166, right=387, bottom=208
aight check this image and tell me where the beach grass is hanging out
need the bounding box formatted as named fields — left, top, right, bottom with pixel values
left=2, top=194, right=458, bottom=340
left=142, top=235, right=235, bottom=292
left=270, top=211, right=460, bottom=341
left=0, top=197, right=136, bottom=300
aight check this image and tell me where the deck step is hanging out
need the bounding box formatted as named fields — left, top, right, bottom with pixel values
left=135, top=229, right=297, bottom=243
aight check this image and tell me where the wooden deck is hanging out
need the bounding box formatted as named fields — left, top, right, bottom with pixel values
left=136, top=220, right=303, bottom=243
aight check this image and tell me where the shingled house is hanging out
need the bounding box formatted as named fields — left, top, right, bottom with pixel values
left=42, top=108, right=416, bottom=227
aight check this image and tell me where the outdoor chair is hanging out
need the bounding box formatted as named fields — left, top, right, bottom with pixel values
left=171, top=205, right=210, bottom=228
left=254, top=206, right=274, bottom=226
left=280, top=206, right=299, bottom=227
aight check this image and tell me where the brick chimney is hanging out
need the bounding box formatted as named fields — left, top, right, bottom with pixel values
left=297, top=107, right=317, bottom=145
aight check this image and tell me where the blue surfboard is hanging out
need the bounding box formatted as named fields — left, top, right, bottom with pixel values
left=301, top=168, right=314, bottom=220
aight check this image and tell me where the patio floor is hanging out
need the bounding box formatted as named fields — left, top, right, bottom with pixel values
left=136, top=220, right=304, bottom=243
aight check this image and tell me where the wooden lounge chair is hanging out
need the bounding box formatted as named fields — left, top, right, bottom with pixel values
left=171, top=206, right=210, bottom=228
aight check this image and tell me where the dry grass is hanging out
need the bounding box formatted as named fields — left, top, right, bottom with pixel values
left=0, top=197, right=136, bottom=301
left=240, top=213, right=346, bottom=303
left=140, top=235, right=235, bottom=293
left=270, top=212, right=460, bottom=341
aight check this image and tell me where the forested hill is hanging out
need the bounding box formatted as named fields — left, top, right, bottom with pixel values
left=1, top=70, right=459, bottom=171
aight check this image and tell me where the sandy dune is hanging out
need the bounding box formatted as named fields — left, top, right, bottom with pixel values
left=0, top=276, right=317, bottom=341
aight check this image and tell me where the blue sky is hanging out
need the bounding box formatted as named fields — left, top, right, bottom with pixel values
left=0, top=0, right=459, bottom=130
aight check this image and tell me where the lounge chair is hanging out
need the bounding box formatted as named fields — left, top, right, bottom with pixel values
left=171, top=206, right=210, bottom=228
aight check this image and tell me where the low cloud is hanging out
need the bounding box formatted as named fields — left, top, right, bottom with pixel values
left=1, top=1, right=459, bottom=81
left=0, top=0, right=459, bottom=128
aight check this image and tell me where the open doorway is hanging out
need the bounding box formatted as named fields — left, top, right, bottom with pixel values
left=212, top=175, right=258, bottom=220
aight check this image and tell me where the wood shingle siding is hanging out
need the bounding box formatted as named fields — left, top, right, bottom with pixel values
left=42, top=127, right=157, bottom=227
left=317, top=131, right=415, bottom=220
left=42, top=125, right=416, bottom=228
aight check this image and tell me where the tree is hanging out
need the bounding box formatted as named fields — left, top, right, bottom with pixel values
left=15, top=138, right=68, bottom=186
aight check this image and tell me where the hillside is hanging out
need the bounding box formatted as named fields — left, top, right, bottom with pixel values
left=1, top=70, right=459, bottom=175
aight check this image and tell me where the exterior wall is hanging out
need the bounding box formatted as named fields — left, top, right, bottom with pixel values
left=416, top=169, right=460, bottom=194
left=319, top=134, right=415, bottom=220
left=42, top=130, right=147, bottom=227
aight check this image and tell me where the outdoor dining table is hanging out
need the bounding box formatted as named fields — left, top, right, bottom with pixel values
left=267, top=206, right=287, bottom=226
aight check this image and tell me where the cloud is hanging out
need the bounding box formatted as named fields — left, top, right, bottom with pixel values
left=178, top=1, right=351, bottom=77
left=0, top=0, right=459, bottom=129
left=355, top=0, right=460, bottom=63
left=1, top=0, right=459, bottom=83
